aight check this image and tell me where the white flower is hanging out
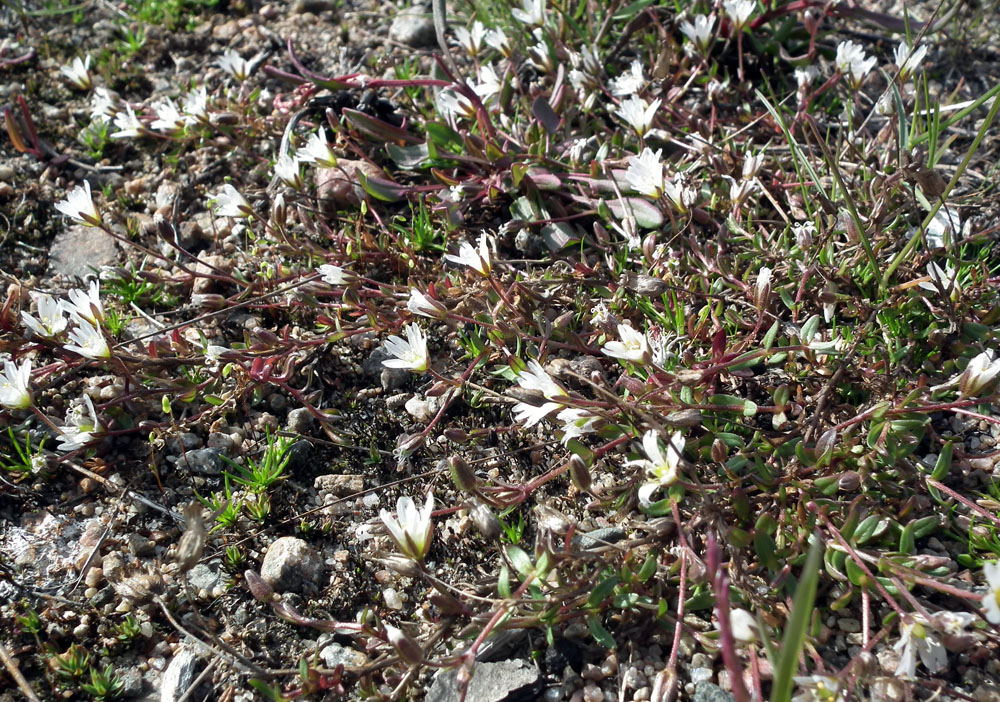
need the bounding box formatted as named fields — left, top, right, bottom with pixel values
left=935, top=611, right=977, bottom=635
left=438, top=89, right=476, bottom=121
left=407, top=288, right=446, bottom=319
left=273, top=152, right=302, bottom=189
left=382, top=323, right=429, bottom=372
left=65, top=316, right=111, bottom=359
left=628, top=430, right=683, bottom=506
left=663, top=176, right=697, bottom=213
left=62, top=280, right=104, bottom=324
left=557, top=408, right=600, bottom=444
left=484, top=28, right=512, bottom=57
left=0, top=359, right=33, bottom=410
left=218, top=48, right=250, bottom=81
left=742, top=151, right=764, bottom=180
left=602, top=323, right=651, bottom=364
left=57, top=395, right=102, bottom=452
left=60, top=55, right=92, bottom=90
left=474, top=64, right=502, bottom=103
left=318, top=264, right=356, bottom=285
left=893, top=616, right=947, bottom=678
left=22, top=292, right=68, bottom=338
left=792, top=676, right=844, bottom=702
left=55, top=181, right=102, bottom=227
left=755, top=266, right=772, bottom=306
left=444, top=233, right=492, bottom=275
left=958, top=350, right=1000, bottom=397
left=528, top=38, right=554, bottom=73
left=516, top=359, right=567, bottom=399
left=728, top=608, right=759, bottom=642
left=722, top=0, right=755, bottom=30
left=624, top=148, right=664, bottom=198
left=182, top=86, right=209, bottom=124
left=90, top=87, right=117, bottom=123
left=205, top=345, right=228, bottom=364
left=513, top=401, right=562, bottom=427
left=835, top=40, right=876, bottom=89
left=680, top=15, right=715, bottom=54
left=295, top=129, right=337, bottom=167
left=918, top=261, right=960, bottom=295
left=983, top=561, right=1000, bottom=624
left=795, top=65, right=819, bottom=90
left=609, top=60, right=645, bottom=97
left=615, top=95, right=661, bottom=137
left=110, top=104, right=143, bottom=139
left=793, top=222, right=815, bottom=249
left=379, top=493, right=434, bottom=561
left=454, top=20, right=488, bottom=56
left=511, top=0, right=545, bottom=26
left=212, top=184, right=252, bottom=218
left=894, top=41, right=928, bottom=81
left=150, top=98, right=185, bottom=132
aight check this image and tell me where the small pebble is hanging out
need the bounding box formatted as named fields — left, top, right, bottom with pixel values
left=837, top=618, right=861, bottom=633
left=581, top=663, right=604, bottom=681
left=383, top=587, right=403, bottom=610
left=633, top=687, right=651, bottom=702
left=583, top=683, right=603, bottom=702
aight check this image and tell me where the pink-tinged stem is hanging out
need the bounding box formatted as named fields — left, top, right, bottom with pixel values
left=708, top=535, right=751, bottom=702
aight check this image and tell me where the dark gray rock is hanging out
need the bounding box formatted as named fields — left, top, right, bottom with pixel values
left=286, top=407, right=314, bottom=434
left=426, top=659, right=542, bottom=702
left=48, top=225, right=118, bottom=279
left=118, top=667, right=144, bottom=697
left=186, top=562, right=222, bottom=594
left=260, top=536, right=323, bottom=593
left=364, top=344, right=410, bottom=391
left=388, top=7, right=436, bottom=48
left=167, top=432, right=202, bottom=453
left=180, top=447, right=225, bottom=475
left=694, top=682, right=734, bottom=702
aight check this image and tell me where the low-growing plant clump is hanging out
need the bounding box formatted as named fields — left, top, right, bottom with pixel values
left=1, top=0, right=1000, bottom=700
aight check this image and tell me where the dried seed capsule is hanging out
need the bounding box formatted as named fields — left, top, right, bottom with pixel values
left=448, top=456, right=478, bottom=493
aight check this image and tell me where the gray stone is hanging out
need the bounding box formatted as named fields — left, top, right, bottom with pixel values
left=186, top=563, right=222, bottom=594
left=690, top=668, right=713, bottom=684
left=426, top=659, right=542, bottom=702
left=287, top=407, right=313, bottom=434
left=118, top=667, right=144, bottom=697
left=314, top=473, right=364, bottom=496
left=837, top=617, right=862, bottom=633
left=693, top=682, right=734, bottom=702
left=160, top=648, right=200, bottom=702
left=260, top=537, right=323, bottom=593
left=167, top=432, right=202, bottom=453
left=388, top=7, right=436, bottom=48
left=49, top=225, right=118, bottom=279
left=181, top=447, right=225, bottom=475
left=364, top=343, right=410, bottom=391
left=285, top=439, right=312, bottom=470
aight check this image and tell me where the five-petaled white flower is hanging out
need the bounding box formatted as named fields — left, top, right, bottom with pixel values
left=722, top=0, right=756, bottom=30
left=958, top=350, right=1000, bottom=398
left=513, top=400, right=562, bottom=427
left=273, top=152, right=303, bottom=190
left=379, top=492, right=434, bottom=561
left=212, top=184, right=252, bottom=218
left=511, top=0, right=545, bottom=26
left=743, top=151, right=764, bottom=180
left=57, top=395, right=103, bottom=452
left=438, top=88, right=477, bottom=121
left=680, top=15, right=715, bottom=54
left=218, top=48, right=250, bottom=81
left=382, top=323, right=429, bottom=373
left=22, top=292, right=68, bottom=338
left=792, top=676, right=844, bottom=702
left=615, top=95, right=661, bottom=137
left=628, top=430, right=684, bottom=506
left=60, top=55, right=92, bottom=90
left=557, top=408, right=601, bottom=444
left=295, top=129, right=337, bottom=167
left=624, top=147, right=665, bottom=198
left=407, top=289, right=447, bottom=319
left=0, top=358, right=33, bottom=410
left=55, top=181, right=102, bottom=227
left=983, top=560, right=1000, bottom=624
left=317, top=264, right=356, bottom=285
left=182, top=86, right=210, bottom=124
left=516, top=359, right=567, bottom=399
left=893, top=615, right=947, bottom=678
left=609, top=60, right=645, bottom=97
left=90, top=87, right=117, bottom=123
left=602, top=323, right=652, bottom=364
left=444, top=233, right=492, bottom=275
left=454, top=20, right=488, bottom=56
left=65, top=316, right=111, bottom=360
left=484, top=28, right=512, bottom=57
left=110, top=104, right=143, bottom=139
left=150, top=98, right=185, bottom=133
left=894, top=41, right=928, bottom=82
left=62, top=280, right=104, bottom=324
left=835, top=40, right=876, bottom=90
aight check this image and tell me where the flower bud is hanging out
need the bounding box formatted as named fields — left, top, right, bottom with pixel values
left=568, top=454, right=592, bottom=492
left=245, top=569, right=274, bottom=602
left=837, top=471, right=861, bottom=492
left=448, top=456, right=479, bottom=493
left=271, top=192, right=287, bottom=229
left=384, top=624, right=424, bottom=665
left=469, top=501, right=501, bottom=540
left=443, top=428, right=469, bottom=443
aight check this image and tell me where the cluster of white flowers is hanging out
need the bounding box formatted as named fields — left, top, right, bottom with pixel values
left=21, top=282, right=111, bottom=362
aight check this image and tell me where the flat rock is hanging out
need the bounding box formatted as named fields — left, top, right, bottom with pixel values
left=315, top=160, right=384, bottom=212
left=49, top=225, right=118, bottom=279
left=260, top=536, right=323, bottom=593
left=160, top=648, right=200, bottom=702
left=693, top=682, right=734, bottom=702
left=319, top=641, right=369, bottom=669
left=180, top=447, right=225, bottom=475
left=425, top=659, right=542, bottom=702
left=388, top=7, right=436, bottom=48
